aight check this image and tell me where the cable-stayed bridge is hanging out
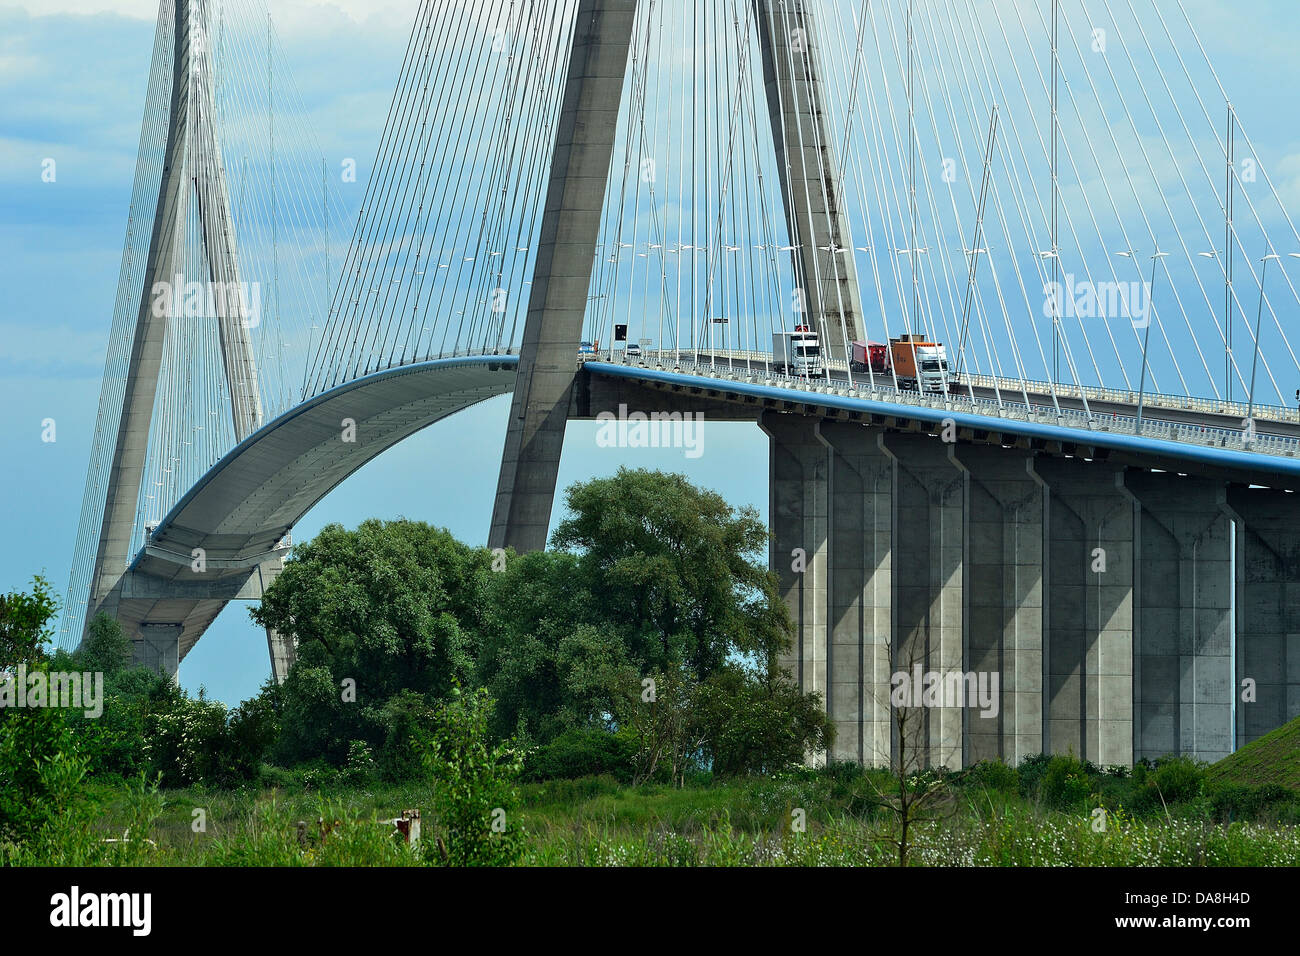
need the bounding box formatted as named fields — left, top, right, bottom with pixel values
left=63, top=0, right=1300, bottom=768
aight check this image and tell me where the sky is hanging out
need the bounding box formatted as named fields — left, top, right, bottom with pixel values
left=2, top=0, right=1299, bottom=707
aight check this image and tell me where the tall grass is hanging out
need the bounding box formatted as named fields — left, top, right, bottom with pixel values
left=7, top=773, right=1300, bottom=866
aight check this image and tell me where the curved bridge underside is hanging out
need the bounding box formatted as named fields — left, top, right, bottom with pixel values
left=104, top=356, right=518, bottom=663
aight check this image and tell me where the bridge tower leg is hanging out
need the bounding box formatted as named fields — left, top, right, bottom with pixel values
left=1226, top=487, right=1300, bottom=747
left=493, top=0, right=869, bottom=553
left=83, top=0, right=265, bottom=678
left=488, top=0, right=637, bottom=553
left=754, top=0, right=866, bottom=361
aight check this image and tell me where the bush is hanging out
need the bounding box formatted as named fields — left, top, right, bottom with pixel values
left=1038, top=755, right=1094, bottom=811
left=1208, top=782, right=1296, bottom=822
left=966, top=759, right=1020, bottom=795
left=524, top=727, right=636, bottom=783
left=376, top=690, right=438, bottom=782
left=1152, top=756, right=1205, bottom=803
left=419, top=687, right=526, bottom=866
left=0, top=700, right=83, bottom=841
left=1015, top=753, right=1053, bottom=798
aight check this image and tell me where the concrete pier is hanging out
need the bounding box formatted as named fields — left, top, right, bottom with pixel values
left=1128, top=473, right=1234, bottom=762
left=817, top=421, right=893, bottom=766
left=953, top=445, right=1045, bottom=766
left=761, top=412, right=828, bottom=767
left=881, top=432, right=965, bottom=770
left=1226, top=487, right=1300, bottom=748
left=1031, top=457, right=1134, bottom=767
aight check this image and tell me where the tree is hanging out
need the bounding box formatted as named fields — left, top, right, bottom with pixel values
left=694, top=664, right=833, bottom=776
left=252, top=520, right=490, bottom=765
left=0, top=575, right=58, bottom=670
left=78, top=613, right=130, bottom=676
left=550, top=468, right=791, bottom=677
left=252, top=519, right=487, bottom=701
left=868, top=636, right=962, bottom=866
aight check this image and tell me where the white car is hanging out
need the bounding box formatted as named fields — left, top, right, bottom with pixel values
left=625, top=343, right=642, bottom=359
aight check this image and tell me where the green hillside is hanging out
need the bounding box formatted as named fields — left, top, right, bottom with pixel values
left=1209, top=716, right=1300, bottom=790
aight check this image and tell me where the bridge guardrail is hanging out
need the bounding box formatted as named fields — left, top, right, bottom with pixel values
left=597, top=356, right=1300, bottom=461
left=592, top=349, right=1298, bottom=426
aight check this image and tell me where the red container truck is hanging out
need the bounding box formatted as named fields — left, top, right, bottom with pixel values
left=851, top=335, right=951, bottom=392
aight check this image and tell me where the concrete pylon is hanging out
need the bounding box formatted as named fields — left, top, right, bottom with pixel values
left=753, top=0, right=866, bottom=361
left=1127, top=473, right=1234, bottom=762
left=86, top=0, right=263, bottom=673
left=488, top=0, right=637, bottom=554
left=881, top=433, right=966, bottom=770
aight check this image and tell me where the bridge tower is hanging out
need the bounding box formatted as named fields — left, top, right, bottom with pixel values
left=80, top=0, right=293, bottom=680
left=490, top=0, right=866, bottom=554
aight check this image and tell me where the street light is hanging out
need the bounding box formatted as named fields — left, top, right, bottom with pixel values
left=1244, top=252, right=1282, bottom=441
left=1135, top=250, right=1170, bottom=435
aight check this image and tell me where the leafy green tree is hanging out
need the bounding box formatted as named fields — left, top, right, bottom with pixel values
left=253, top=520, right=490, bottom=766
left=550, top=469, right=790, bottom=677
left=694, top=664, right=833, bottom=776
left=377, top=689, right=438, bottom=782
left=78, top=612, right=130, bottom=676
left=252, top=520, right=487, bottom=702
left=0, top=580, right=98, bottom=848
left=0, top=575, right=58, bottom=669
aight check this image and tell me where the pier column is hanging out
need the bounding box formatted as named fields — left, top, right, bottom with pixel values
left=880, top=433, right=965, bottom=770
left=134, top=622, right=182, bottom=679
left=1127, top=473, right=1234, bottom=762
left=953, top=445, right=1046, bottom=766
left=761, top=412, right=828, bottom=764
left=1031, top=458, right=1134, bottom=766
left=1226, top=487, right=1300, bottom=748
left=817, top=421, right=893, bottom=766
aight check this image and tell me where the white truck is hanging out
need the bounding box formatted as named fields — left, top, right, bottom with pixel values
left=773, top=327, right=823, bottom=377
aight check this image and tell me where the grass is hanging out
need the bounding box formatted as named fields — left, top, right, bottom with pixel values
left=1207, top=715, right=1300, bottom=790
left=8, top=761, right=1300, bottom=866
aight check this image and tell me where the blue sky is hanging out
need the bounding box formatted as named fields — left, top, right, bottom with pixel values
left=2, top=0, right=1299, bottom=706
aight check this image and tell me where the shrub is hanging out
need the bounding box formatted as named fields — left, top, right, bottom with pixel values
left=523, top=727, right=636, bottom=783
left=1149, top=756, right=1206, bottom=806
left=1038, top=755, right=1093, bottom=811
left=419, top=687, right=526, bottom=866
left=1208, top=782, right=1296, bottom=822
left=967, top=759, right=1020, bottom=795
left=377, top=690, right=438, bottom=782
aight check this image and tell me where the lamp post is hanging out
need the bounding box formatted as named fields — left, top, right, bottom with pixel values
left=1244, top=252, right=1282, bottom=442
left=1135, top=250, right=1169, bottom=435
